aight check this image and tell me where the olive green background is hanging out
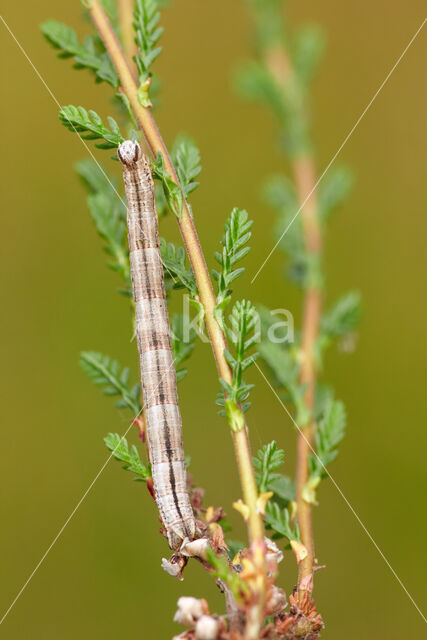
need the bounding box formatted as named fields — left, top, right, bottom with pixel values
left=1, top=1, right=426, bottom=638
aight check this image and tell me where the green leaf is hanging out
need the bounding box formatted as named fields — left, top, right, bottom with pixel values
left=318, top=166, right=354, bottom=221
left=226, top=540, right=245, bottom=561
left=213, top=208, right=253, bottom=304
left=262, top=175, right=318, bottom=288
left=245, top=0, right=285, bottom=52
left=321, top=291, right=362, bottom=337
left=160, top=239, right=197, bottom=295
left=259, top=340, right=310, bottom=426
left=218, top=300, right=259, bottom=418
left=80, top=352, right=141, bottom=414
left=268, top=475, right=295, bottom=507
left=292, top=25, right=326, bottom=87
left=104, top=433, right=150, bottom=480
left=75, top=158, right=117, bottom=196
left=253, top=441, right=284, bottom=492
left=133, top=0, right=164, bottom=87
left=265, top=501, right=300, bottom=542
left=151, top=152, right=183, bottom=217
left=171, top=134, right=202, bottom=198
left=234, top=61, right=286, bottom=121
left=310, top=397, right=346, bottom=480
left=59, top=105, right=125, bottom=149
left=75, top=161, right=130, bottom=293
left=41, top=20, right=119, bottom=87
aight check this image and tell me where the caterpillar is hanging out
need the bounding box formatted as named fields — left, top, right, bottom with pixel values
left=118, top=140, right=196, bottom=550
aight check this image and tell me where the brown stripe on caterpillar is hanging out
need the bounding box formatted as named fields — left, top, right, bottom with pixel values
left=118, top=140, right=196, bottom=550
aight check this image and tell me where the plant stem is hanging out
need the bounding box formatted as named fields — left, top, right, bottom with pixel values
left=264, top=46, right=322, bottom=592
left=294, top=157, right=321, bottom=592
left=88, top=1, right=266, bottom=624
left=117, top=0, right=138, bottom=62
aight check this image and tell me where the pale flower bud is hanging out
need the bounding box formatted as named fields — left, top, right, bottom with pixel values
left=195, top=615, right=220, bottom=640
left=180, top=537, right=210, bottom=560
left=161, top=556, right=185, bottom=580
left=265, top=537, right=284, bottom=565
left=174, top=597, right=205, bottom=626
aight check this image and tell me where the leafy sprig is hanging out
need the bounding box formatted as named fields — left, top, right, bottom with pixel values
left=133, top=0, right=163, bottom=105
left=321, top=291, right=362, bottom=338
left=171, top=135, right=202, bottom=199
left=104, top=433, right=150, bottom=481
left=160, top=239, right=197, bottom=296
left=265, top=501, right=300, bottom=542
left=318, top=166, right=354, bottom=222
left=151, top=137, right=202, bottom=218
left=59, top=106, right=125, bottom=149
left=218, top=300, right=259, bottom=419
left=253, top=441, right=285, bottom=492
left=76, top=160, right=130, bottom=294
left=213, top=208, right=253, bottom=323
left=259, top=339, right=310, bottom=426
left=309, top=397, right=346, bottom=481
left=80, top=352, right=141, bottom=415
left=291, top=25, right=325, bottom=88
left=151, top=152, right=183, bottom=217
left=41, top=20, right=119, bottom=87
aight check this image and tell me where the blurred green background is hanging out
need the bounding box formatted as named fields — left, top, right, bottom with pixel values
left=1, top=1, right=426, bottom=638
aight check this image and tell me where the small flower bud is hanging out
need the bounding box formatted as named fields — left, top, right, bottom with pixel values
left=180, top=537, right=210, bottom=560
left=174, top=597, right=205, bottom=626
left=195, top=615, right=220, bottom=640
left=161, top=555, right=186, bottom=580
left=265, top=537, right=284, bottom=565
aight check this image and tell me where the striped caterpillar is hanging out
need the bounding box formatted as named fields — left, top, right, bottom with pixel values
left=118, top=140, right=196, bottom=550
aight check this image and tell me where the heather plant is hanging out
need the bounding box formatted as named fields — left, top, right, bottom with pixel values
left=40, top=1, right=359, bottom=638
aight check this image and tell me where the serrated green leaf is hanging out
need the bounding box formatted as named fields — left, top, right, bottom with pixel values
left=253, top=441, right=284, bottom=492
left=171, top=134, right=201, bottom=199
left=133, top=0, right=164, bottom=88
left=310, top=397, right=346, bottom=481
left=59, top=105, right=125, bottom=149
left=80, top=352, right=141, bottom=414
left=292, top=25, right=326, bottom=87
left=214, top=208, right=253, bottom=304
left=160, top=239, right=197, bottom=295
left=318, top=166, right=354, bottom=221
left=41, top=20, right=119, bottom=87
left=104, top=432, right=150, bottom=480
left=321, top=291, right=362, bottom=338
left=151, top=152, right=183, bottom=217
left=265, top=501, right=299, bottom=542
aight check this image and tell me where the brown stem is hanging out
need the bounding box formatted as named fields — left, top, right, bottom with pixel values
left=117, top=0, right=138, bottom=63
left=88, top=0, right=266, bottom=631
left=265, top=47, right=322, bottom=593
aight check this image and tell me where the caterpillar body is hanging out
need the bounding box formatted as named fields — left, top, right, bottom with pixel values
left=118, top=140, right=196, bottom=550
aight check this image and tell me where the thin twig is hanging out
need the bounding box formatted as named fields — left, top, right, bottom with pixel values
left=87, top=0, right=266, bottom=632
left=264, top=46, right=322, bottom=593
left=117, top=0, right=138, bottom=62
